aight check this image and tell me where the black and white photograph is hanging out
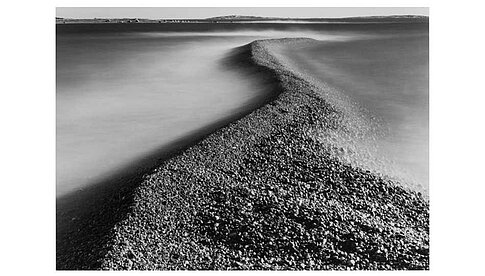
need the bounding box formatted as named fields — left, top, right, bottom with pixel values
left=55, top=7, right=429, bottom=270
left=2, top=1, right=485, bottom=274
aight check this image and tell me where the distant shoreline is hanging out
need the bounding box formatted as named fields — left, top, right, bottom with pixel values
left=55, top=15, right=428, bottom=25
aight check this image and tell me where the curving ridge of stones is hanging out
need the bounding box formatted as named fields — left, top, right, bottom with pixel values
left=94, top=38, right=429, bottom=270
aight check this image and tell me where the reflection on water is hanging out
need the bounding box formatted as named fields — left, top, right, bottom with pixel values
left=57, top=23, right=428, bottom=197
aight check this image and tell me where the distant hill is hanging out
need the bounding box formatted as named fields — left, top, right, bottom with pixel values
left=206, top=14, right=428, bottom=23
left=56, top=14, right=428, bottom=24
left=206, top=15, right=280, bottom=21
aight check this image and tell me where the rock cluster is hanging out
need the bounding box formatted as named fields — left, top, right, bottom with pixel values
left=97, top=39, right=429, bottom=270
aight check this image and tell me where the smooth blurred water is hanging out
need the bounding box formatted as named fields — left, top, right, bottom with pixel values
left=281, top=33, right=429, bottom=189
left=56, top=33, right=264, bottom=196
left=57, top=23, right=428, bottom=197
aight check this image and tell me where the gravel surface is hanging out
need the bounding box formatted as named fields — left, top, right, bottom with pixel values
left=62, top=38, right=429, bottom=270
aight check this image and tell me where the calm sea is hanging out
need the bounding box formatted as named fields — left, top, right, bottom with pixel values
left=57, top=23, right=428, bottom=197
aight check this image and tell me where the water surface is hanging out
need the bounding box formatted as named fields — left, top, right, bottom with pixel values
left=57, top=32, right=269, bottom=196
left=57, top=23, right=428, bottom=197
left=281, top=32, right=428, bottom=189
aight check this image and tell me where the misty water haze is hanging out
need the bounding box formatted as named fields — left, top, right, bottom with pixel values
left=56, top=23, right=428, bottom=197
left=280, top=34, right=429, bottom=190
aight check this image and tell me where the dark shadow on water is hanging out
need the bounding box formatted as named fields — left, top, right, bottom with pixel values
left=56, top=43, right=282, bottom=270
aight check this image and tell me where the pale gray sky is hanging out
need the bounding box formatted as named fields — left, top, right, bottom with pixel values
left=56, top=7, right=428, bottom=19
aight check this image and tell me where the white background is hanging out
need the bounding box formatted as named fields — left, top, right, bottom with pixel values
left=1, top=0, right=484, bottom=275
